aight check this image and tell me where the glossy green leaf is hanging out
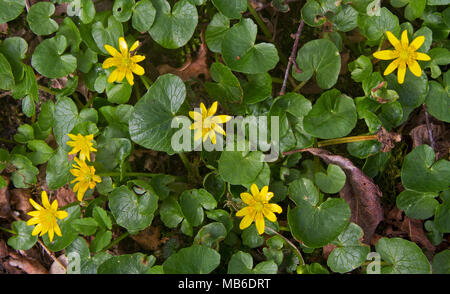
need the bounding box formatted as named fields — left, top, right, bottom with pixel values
left=0, top=0, right=25, bottom=24
left=163, top=245, right=220, bottom=274
left=132, top=0, right=156, bottom=32
left=205, top=13, right=230, bottom=53
left=7, top=221, right=38, bottom=250
left=432, top=250, right=450, bottom=274
left=314, top=164, right=346, bottom=194
left=211, top=0, right=246, bottom=19
left=27, top=2, right=58, bottom=36
left=218, top=150, right=264, bottom=185
left=98, top=253, right=155, bottom=274
left=396, top=190, right=438, bottom=219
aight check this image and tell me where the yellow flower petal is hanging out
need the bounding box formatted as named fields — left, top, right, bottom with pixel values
left=255, top=212, right=265, bottom=235
left=266, top=203, right=282, bottom=214
left=262, top=207, right=277, bottom=222
left=115, top=68, right=126, bottom=83
left=213, top=124, right=226, bottom=135
left=397, top=63, right=407, bottom=84
left=126, top=70, right=134, bottom=86
left=131, top=64, right=145, bottom=76
left=383, top=59, right=400, bottom=76
left=194, top=130, right=203, bottom=141
left=401, top=30, right=409, bottom=48
left=239, top=210, right=256, bottom=230
left=31, top=223, right=42, bottom=236
left=108, top=68, right=120, bottom=83
left=415, top=52, right=431, bottom=61
left=131, top=55, right=146, bottom=63
left=250, top=184, right=260, bottom=198
left=48, top=227, right=54, bottom=242
left=409, top=35, right=425, bottom=51
left=407, top=59, right=422, bottom=77
left=236, top=206, right=255, bottom=217
left=104, top=44, right=120, bottom=57
left=56, top=210, right=69, bottom=220
left=211, top=115, right=232, bottom=124
left=54, top=224, right=62, bottom=237
left=102, top=57, right=120, bottom=69
left=29, top=198, right=43, bottom=211
left=373, top=50, right=399, bottom=60
left=41, top=191, right=51, bottom=209
left=129, top=40, right=140, bottom=52
left=208, top=101, right=218, bottom=117
left=26, top=218, right=40, bottom=226
left=119, top=37, right=128, bottom=54
left=385, top=31, right=401, bottom=50
left=200, top=103, right=207, bottom=118
left=189, top=111, right=202, bottom=121
left=240, top=192, right=256, bottom=206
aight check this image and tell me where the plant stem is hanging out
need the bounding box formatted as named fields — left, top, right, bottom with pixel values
left=38, top=85, right=56, bottom=95
left=0, top=137, right=15, bottom=144
left=247, top=1, right=272, bottom=40
left=265, top=226, right=305, bottom=266
left=102, top=232, right=130, bottom=252
left=422, top=104, right=437, bottom=157
left=0, top=226, right=16, bottom=234
left=97, top=172, right=158, bottom=178
left=37, top=239, right=66, bottom=271
left=139, top=76, right=153, bottom=90
left=293, top=80, right=308, bottom=93
left=280, top=20, right=304, bottom=96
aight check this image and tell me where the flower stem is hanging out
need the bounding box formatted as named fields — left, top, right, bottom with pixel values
left=97, top=172, right=158, bottom=178
left=0, top=137, right=15, bottom=144
left=247, top=1, right=272, bottom=40
left=102, top=232, right=130, bottom=252
left=265, top=226, right=305, bottom=266
left=317, top=135, right=378, bottom=147
left=139, top=76, right=153, bottom=90
left=0, top=226, right=16, bottom=234
left=38, top=85, right=56, bottom=95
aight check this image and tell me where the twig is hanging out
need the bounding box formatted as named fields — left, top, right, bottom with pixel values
left=422, top=104, right=437, bottom=157
left=279, top=20, right=304, bottom=96
left=247, top=1, right=273, bottom=40
left=37, top=239, right=66, bottom=271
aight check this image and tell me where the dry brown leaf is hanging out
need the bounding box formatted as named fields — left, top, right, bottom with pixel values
left=55, top=187, right=77, bottom=207
left=157, top=33, right=210, bottom=81
left=0, top=176, right=11, bottom=219
left=49, top=255, right=68, bottom=274
left=129, top=226, right=163, bottom=251
left=376, top=127, right=402, bottom=153
left=322, top=244, right=336, bottom=260
left=0, top=240, right=8, bottom=258
left=8, top=252, right=48, bottom=274
left=409, top=124, right=449, bottom=160
left=303, top=148, right=384, bottom=244
left=400, top=217, right=435, bottom=252
left=0, top=23, right=8, bottom=34
left=10, top=189, right=33, bottom=215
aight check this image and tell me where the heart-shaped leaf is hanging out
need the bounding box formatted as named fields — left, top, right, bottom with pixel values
left=205, top=12, right=230, bottom=53
left=357, top=7, right=400, bottom=41
left=375, top=237, right=431, bottom=274
left=98, top=253, right=155, bottom=274
left=148, top=0, right=198, bottom=49
left=218, top=150, right=264, bottom=185
left=66, top=237, right=112, bottom=274
left=288, top=198, right=351, bottom=248
left=327, top=222, right=370, bottom=273
left=401, top=144, right=450, bottom=193
left=162, top=245, right=221, bottom=274
left=303, top=89, right=357, bottom=139
left=425, top=80, right=450, bottom=123
left=396, top=190, right=439, bottom=220
left=0, top=0, right=25, bottom=23
left=132, top=0, right=156, bottom=33
left=129, top=74, right=186, bottom=154
left=288, top=177, right=319, bottom=206
left=108, top=186, right=158, bottom=234
left=91, top=15, right=124, bottom=55
left=0, top=53, right=14, bottom=90
left=7, top=221, right=38, bottom=250
left=204, top=62, right=243, bottom=103
left=112, top=0, right=135, bottom=22
left=314, top=164, right=346, bottom=194
left=432, top=249, right=450, bottom=274
left=227, top=251, right=278, bottom=274
left=211, top=0, right=246, bottom=19
left=27, top=2, right=58, bottom=36
left=222, top=18, right=279, bottom=74
left=31, top=36, right=77, bottom=78
left=293, top=39, right=341, bottom=89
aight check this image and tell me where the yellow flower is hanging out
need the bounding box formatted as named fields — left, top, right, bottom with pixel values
left=66, top=133, right=97, bottom=162
left=102, top=37, right=146, bottom=86
left=189, top=101, right=232, bottom=144
left=26, top=191, right=68, bottom=242
left=373, top=30, right=431, bottom=84
left=236, top=184, right=282, bottom=235
left=70, top=157, right=102, bottom=201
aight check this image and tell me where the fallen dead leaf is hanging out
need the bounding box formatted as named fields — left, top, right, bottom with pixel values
left=322, top=244, right=336, bottom=260
left=8, top=252, right=48, bottom=274
left=303, top=148, right=384, bottom=244
left=409, top=124, right=449, bottom=160
left=0, top=176, right=11, bottom=219
left=0, top=23, right=8, bottom=34
left=10, top=189, right=33, bottom=215
left=376, top=127, right=402, bottom=153
left=157, top=32, right=210, bottom=81
left=0, top=240, right=8, bottom=258
left=400, top=216, right=435, bottom=253
left=129, top=226, right=163, bottom=251
left=49, top=255, right=68, bottom=274
left=55, top=187, right=77, bottom=207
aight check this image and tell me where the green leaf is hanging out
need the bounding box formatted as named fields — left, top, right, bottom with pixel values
left=57, top=17, right=82, bottom=53
left=129, top=74, right=186, bottom=154
left=66, top=237, right=112, bottom=274
left=7, top=221, right=38, bottom=250
left=71, top=218, right=98, bottom=236
left=288, top=198, right=351, bottom=248
left=108, top=186, right=158, bottom=234
left=205, top=13, right=230, bottom=53
left=348, top=55, right=373, bottom=82
left=0, top=37, right=28, bottom=82
left=43, top=205, right=81, bottom=252
left=148, top=0, right=198, bottom=49
left=218, top=150, right=264, bottom=185
left=329, top=5, right=358, bottom=32
left=293, top=39, right=341, bottom=89
left=0, top=53, right=14, bottom=90
left=401, top=144, right=450, bottom=193
left=53, top=97, right=80, bottom=148
left=425, top=81, right=449, bottom=123
left=26, top=140, right=54, bottom=165
left=160, top=197, right=184, bottom=228
left=0, top=0, right=25, bottom=23
left=228, top=251, right=278, bottom=274
left=92, top=206, right=112, bottom=230
left=327, top=223, right=370, bottom=273
left=222, top=18, right=279, bottom=74
left=375, top=237, right=431, bottom=274
left=132, top=0, right=156, bottom=33
left=194, top=222, right=227, bottom=248
left=435, top=198, right=450, bottom=233
left=288, top=178, right=319, bottom=206
left=423, top=48, right=450, bottom=79
left=14, top=124, right=34, bottom=143
left=396, top=190, right=438, bottom=219
left=98, top=253, right=155, bottom=274
left=303, top=89, right=357, bottom=139
left=385, top=69, right=428, bottom=111
left=211, top=0, right=246, bottom=19
left=46, top=147, right=71, bottom=190
left=31, top=36, right=77, bottom=78
left=242, top=224, right=264, bottom=248
left=432, top=250, right=450, bottom=274
left=357, top=7, right=400, bottom=41
left=242, top=73, right=272, bottom=104
left=204, top=62, right=243, bottom=103
left=314, top=164, right=346, bottom=194
left=27, top=2, right=59, bottom=36
left=113, top=0, right=135, bottom=22
left=163, top=245, right=220, bottom=274
left=269, top=93, right=313, bottom=152
left=90, top=229, right=112, bottom=253
left=91, top=15, right=124, bottom=55
left=10, top=154, right=39, bottom=188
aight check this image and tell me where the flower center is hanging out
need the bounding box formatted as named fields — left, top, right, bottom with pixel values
left=398, top=48, right=410, bottom=62
left=254, top=201, right=264, bottom=212
left=41, top=209, right=56, bottom=223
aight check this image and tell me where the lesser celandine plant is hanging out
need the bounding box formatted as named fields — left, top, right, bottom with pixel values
left=0, top=0, right=448, bottom=276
